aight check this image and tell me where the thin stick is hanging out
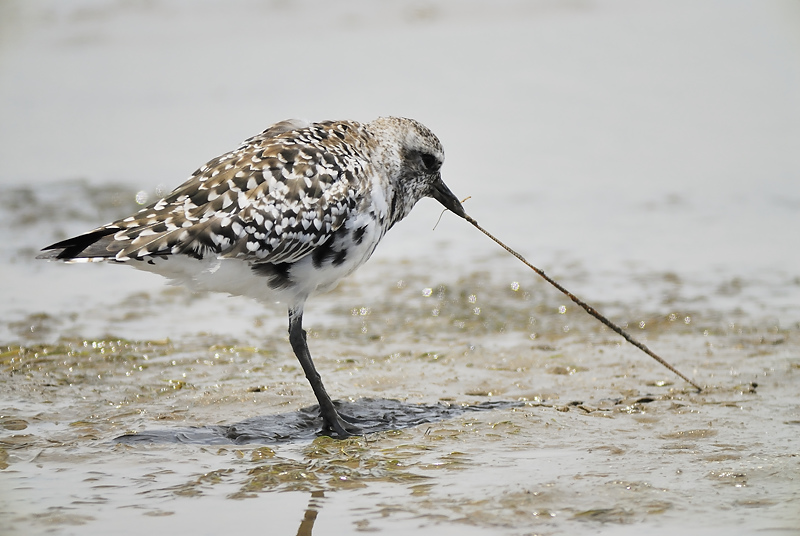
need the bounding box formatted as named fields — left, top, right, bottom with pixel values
left=434, top=196, right=471, bottom=231
left=463, top=213, right=702, bottom=392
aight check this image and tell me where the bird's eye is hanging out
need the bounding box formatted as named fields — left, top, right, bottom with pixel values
left=420, top=153, right=439, bottom=172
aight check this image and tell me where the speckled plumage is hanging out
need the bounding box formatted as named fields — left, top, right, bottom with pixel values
left=40, top=116, right=466, bottom=438
left=41, top=117, right=463, bottom=306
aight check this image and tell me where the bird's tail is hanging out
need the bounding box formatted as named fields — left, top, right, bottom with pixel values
left=38, top=228, right=120, bottom=261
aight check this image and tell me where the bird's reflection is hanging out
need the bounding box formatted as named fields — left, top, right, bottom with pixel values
left=296, top=490, right=325, bottom=536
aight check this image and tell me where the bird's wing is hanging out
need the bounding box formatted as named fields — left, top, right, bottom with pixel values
left=41, top=121, right=369, bottom=264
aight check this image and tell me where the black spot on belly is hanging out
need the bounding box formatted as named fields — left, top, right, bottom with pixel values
left=252, top=262, right=293, bottom=290
left=311, top=241, right=335, bottom=268
left=352, top=225, right=367, bottom=245
left=332, top=249, right=347, bottom=266
left=184, top=248, right=204, bottom=260
left=310, top=239, right=348, bottom=268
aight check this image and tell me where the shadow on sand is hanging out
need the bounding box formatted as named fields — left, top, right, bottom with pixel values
left=115, top=398, right=523, bottom=445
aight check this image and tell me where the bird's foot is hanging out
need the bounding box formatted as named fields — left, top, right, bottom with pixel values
left=322, top=413, right=363, bottom=439
left=338, top=411, right=365, bottom=425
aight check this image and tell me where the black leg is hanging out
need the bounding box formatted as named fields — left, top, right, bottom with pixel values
left=288, top=307, right=361, bottom=439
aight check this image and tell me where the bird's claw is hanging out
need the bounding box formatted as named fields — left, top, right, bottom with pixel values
left=323, top=414, right=363, bottom=439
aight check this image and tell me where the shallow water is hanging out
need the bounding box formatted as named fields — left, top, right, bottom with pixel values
left=2, top=303, right=798, bottom=535
left=2, top=1, right=800, bottom=535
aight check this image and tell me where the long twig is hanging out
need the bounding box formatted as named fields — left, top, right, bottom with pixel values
left=463, top=213, right=702, bottom=392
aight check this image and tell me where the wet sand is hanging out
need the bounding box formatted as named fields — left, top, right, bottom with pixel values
left=2, top=260, right=799, bottom=534
left=1, top=1, right=799, bottom=535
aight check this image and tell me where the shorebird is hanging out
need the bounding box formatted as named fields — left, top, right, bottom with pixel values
left=40, top=117, right=466, bottom=438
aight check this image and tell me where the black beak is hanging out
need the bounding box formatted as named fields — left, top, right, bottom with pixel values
left=431, top=175, right=466, bottom=219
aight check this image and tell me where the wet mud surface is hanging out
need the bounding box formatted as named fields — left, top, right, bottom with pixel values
left=2, top=324, right=798, bottom=535
left=2, top=183, right=799, bottom=533
left=115, top=399, right=525, bottom=445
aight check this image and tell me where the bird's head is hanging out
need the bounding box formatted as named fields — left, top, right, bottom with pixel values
left=368, top=117, right=466, bottom=223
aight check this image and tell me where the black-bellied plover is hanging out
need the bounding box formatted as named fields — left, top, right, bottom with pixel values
left=40, top=117, right=467, bottom=438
